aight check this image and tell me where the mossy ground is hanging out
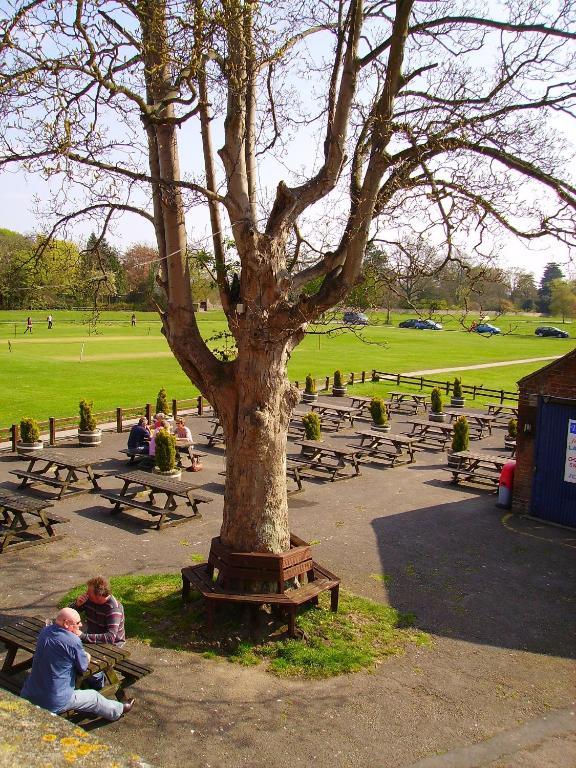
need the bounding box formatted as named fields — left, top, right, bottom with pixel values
left=61, top=574, right=430, bottom=679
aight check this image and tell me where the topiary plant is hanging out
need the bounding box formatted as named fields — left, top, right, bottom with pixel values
left=20, top=417, right=40, bottom=443
left=430, top=388, right=443, bottom=414
left=369, top=397, right=388, bottom=426
left=155, top=428, right=177, bottom=472
left=451, top=416, right=469, bottom=453
left=79, top=399, right=97, bottom=431
left=507, top=418, right=518, bottom=439
left=453, top=377, right=463, bottom=399
left=156, top=387, right=169, bottom=416
left=302, top=412, right=321, bottom=440
left=304, top=375, right=316, bottom=395
left=333, top=370, right=344, bottom=388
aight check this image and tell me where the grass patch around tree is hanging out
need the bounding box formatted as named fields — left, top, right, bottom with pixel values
left=60, top=574, right=430, bottom=679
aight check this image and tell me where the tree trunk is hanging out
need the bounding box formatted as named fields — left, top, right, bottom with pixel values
left=218, top=344, right=299, bottom=554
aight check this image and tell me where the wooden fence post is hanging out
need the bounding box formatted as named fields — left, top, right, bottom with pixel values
left=350, top=372, right=354, bottom=385
left=172, top=398, right=178, bottom=418
left=11, top=424, right=18, bottom=452
left=361, top=371, right=366, bottom=383
left=116, top=408, right=123, bottom=433
left=445, top=380, right=450, bottom=394
left=145, top=403, right=152, bottom=423
left=49, top=418, right=56, bottom=446
left=325, top=376, right=330, bottom=391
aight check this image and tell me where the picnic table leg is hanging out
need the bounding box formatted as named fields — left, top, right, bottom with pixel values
left=1, top=646, right=18, bottom=673
left=37, top=509, right=56, bottom=537
left=57, top=468, right=76, bottom=499
left=85, top=466, right=101, bottom=490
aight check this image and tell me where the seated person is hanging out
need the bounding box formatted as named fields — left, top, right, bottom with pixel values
left=69, top=575, right=125, bottom=691
left=127, top=417, right=150, bottom=454
left=152, top=412, right=166, bottom=429
left=174, top=417, right=203, bottom=472
left=21, top=607, right=133, bottom=720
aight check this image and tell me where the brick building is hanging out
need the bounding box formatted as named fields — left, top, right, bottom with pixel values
left=513, top=348, right=576, bottom=527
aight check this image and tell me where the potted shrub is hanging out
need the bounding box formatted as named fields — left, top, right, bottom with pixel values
left=448, top=416, right=469, bottom=467
left=332, top=370, right=347, bottom=397
left=155, top=387, right=172, bottom=422
left=302, top=374, right=318, bottom=404
left=450, top=377, right=465, bottom=408
left=505, top=418, right=517, bottom=450
left=302, top=412, right=321, bottom=441
left=17, top=417, right=43, bottom=455
left=78, top=399, right=102, bottom=446
left=429, top=388, right=446, bottom=422
left=153, top=428, right=181, bottom=479
left=369, top=398, right=390, bottom=432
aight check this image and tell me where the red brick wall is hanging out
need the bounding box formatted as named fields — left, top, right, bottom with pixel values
left=513, top=351, right=576, bottom=512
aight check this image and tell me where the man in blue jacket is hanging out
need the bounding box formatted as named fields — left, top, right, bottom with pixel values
left=21, top=607, right=134, bottom=720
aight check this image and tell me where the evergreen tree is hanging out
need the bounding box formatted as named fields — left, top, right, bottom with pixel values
left=538, top=262, right=564, bottom=314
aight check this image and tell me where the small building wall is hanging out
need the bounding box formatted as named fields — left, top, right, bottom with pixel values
left=514, top=349, right=576, bottom=513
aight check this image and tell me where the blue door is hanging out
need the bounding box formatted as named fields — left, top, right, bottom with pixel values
left=531, top=401, right=576, bottom=527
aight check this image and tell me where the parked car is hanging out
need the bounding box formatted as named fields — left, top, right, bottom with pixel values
left=474, top=323, right=501, bottom=335
left=399, top=318, right=442, bottom=330
left=416, top=319, right=443, bottom=330
left=343, top=311, right=369, bottom=325
left=535, top=326, right=569, bottom=338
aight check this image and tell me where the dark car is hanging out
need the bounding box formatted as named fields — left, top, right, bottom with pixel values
left=343, top=311, right=369, bottom=325
left=399, top=318, right=442, bottom=330
left=416, top=319, right=443, bottom=330
left=474, top=323, right=501, bottom=335
left=535, top=326, right=569, bottom=338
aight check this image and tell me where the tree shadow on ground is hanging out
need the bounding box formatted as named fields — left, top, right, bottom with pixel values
left=371, top=496, right=576, bottom=659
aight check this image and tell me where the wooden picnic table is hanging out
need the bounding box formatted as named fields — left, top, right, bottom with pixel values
left=199, top=418, right=225, bottom=447
left=388, top=391, right=428, bottom=414
left=10, top=448, right=106, bottom=500
left=0, top=491, right=69, bottom=553
left=403, top=418, right=454, bottom=450
left=347, top=395, right=393, bottom=418
left=295, top=440, right=361, bottom=480
left=352, top=430, right=418, bottom=465
left=444, top=450, right=510, bottom=487
left=0, top=616, right=129, bottom=702
left=445, top=410, right=498, bottom=437
left=310, top=402, right=362, bottom=429
left=100, top=469, right=213, bottom=529
left=486, top=403, right=519, bottom=422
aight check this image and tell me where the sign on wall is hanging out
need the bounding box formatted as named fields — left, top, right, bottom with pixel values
left=565, top=419, right=576, bottom=484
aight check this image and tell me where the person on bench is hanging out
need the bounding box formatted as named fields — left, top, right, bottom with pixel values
left=21, top=607, right=134, bottom=721
left=174, top=417, right=203, bottom=472
left=69, top=575, right=125, bottom=690
left=127, top=417, right=151, bottom=455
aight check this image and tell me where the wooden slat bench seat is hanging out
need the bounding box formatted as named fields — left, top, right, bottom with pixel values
left=10, top=469, right=70, bottom=489
left=0, top=671, right=23, bottom=696
left=198, top=431, right=226, bottom=447
left=99, top=491, right=161, bottom=513
left=119, top=448, right=154, bottom=466
left=0, top=492, right=69, bottom=552
left=442, top=467, right=500, bottom=486
left=114, top=659, right=153, bottom=687
left=181, top=535, right=340, bottom=637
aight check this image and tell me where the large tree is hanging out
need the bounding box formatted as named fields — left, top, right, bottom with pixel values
left=538, top=261, right=565, bottom=313
left=1, top=1, right=575, bottom=553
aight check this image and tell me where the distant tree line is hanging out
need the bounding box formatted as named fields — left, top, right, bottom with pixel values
left=0, top=229, right=220, bottom=310
left=348, top=242, right=576, bottom=320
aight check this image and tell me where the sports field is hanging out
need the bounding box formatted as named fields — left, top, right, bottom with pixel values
left=0, top=310, right=574, bottom=424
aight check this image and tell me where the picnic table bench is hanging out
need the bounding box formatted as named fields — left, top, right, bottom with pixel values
left=309, top=402, right=362, bottom=429
left=388, top=391, right=428, bottom=414
left=181, top=534, right=340, bottom=637
left=100, top=469, right=213, bottom=529
left=199, top=419, right=225, bottom=447
left=445, top=410, right=498, bottom=438
left=403, top=418, right=455, bottom=450
left=444, top=450, right=510, bottom=487
left=351, top=430, right=418, bottom=465
left=0, top=616, right=145, bottom=710
left=295, top=440, right=361, bottom=481
left=10, top=449, right=105, bottom=500
left=0, top=492, right=68, bottom=553
left=486, top=403, right=518, bottom=422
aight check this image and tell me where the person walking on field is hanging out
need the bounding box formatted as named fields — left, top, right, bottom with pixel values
left=24, top=316, right=32, bottom=334
left=131, top=313, right=136, bottom=327
left=47, top=314, right=53, bottom=329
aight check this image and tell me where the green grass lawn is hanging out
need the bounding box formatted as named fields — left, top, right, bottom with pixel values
left=0, top=309, right=573, bottom=424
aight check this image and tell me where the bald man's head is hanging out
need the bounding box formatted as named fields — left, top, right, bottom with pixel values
left=55, top=607, right=82, bottom=635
